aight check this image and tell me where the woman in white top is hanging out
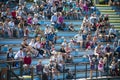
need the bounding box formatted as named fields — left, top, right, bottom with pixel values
left=61, top=39, right=67, bottom=47
left=32, top=14, right=39, bottom=25
left=44, top=26, right=49, bottom=35
left=29, top=39, right=35, bottom=48
left=74, top=31, right=83, bottom=49
left=94, top=44, right=101, bottom=59
left=14, top=48, right=24, bottom=60
left=28, top=39, right=39, bottom=57
left=57, top=52, right=63, bottom=63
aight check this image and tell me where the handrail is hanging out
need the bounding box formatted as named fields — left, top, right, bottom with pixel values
left=0, top=60, right=23, bottom=63
left=0, top=59, right=34, bottom=80
left=8, top=69, right=21, bottom=80
left=0, top=60, right=23, bottom=80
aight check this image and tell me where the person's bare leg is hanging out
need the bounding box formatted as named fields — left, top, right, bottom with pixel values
left=80, top=41, right=83, bottom=50
left=90, top=70, right=93, bottom=79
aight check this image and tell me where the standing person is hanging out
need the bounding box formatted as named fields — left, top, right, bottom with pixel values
left=11, top=9, right=17, bottom=19
left=89, top=55, right=95, bottom=79
left=43, top=65, right=50, bottom=80
left=23, top=52, right=32, bottom=74
left=36, top=60, right=44, bottom=74
left=7, top=48, right=14, bottom=61
left=98, top=58, right=104, bottom=77
left=7, top=47, right=15, bottom=67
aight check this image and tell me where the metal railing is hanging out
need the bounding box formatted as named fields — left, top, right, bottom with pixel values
left=0, top=59, right=120, bottom=80
left=0, top=60, right=34, bottom=80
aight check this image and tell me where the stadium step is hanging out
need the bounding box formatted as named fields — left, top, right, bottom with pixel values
left=95, top=4, right=110, bottom=7
left=101, top=12, right=116, bottom=15
left=108, top=15, right=120, bottom=18
left=109, top=18, right=120, bottom=20
left=99, top=10, right=115, bottom=12
left=109, top=20, right=120, bottom=23
left=97, top=7, right=113, bottom=10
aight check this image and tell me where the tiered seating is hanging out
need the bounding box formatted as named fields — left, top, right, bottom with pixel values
left=0, top=19, right=98, bottom=80
left=0, top=3, right=120, bottom=80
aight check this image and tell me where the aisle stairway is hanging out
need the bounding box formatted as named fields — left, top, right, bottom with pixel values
left=96, top=4, right=120, bottom=30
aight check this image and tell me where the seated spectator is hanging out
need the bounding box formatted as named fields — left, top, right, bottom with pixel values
left=66, top=69, right=75, bottom=79
left=27, top=14, right=32, bottom=25
left=59, top=45, right=66, bottom=53
left=14, top=48, right=24, bottom=60
left=51, top=67, right=59, bottom=80
left=34, top=40, right=44, bottom=57
left=57, top=12, right=64, bottom=30
left=86, top=46, right=93, bottom=56
left=69, top=23, right=75, bottom=31
left=105, top=44, right=111, bottom=53
left=50, top=51, right=58, bottom=62
left=36, top=60, right=44, bottom=74
left=109, top=26, right=117, bottom=41
left=61, top=39, right=67, bottom=47
left=51, top=12, right=58, bottom=23
left=94, top=44, right=101, bottom=59
left=46, top=31, right=56, bottom=44
left=56, top=52, right=63, bottom=63
left=74, top=31, right=83, bottom=49
left=0, top=22, right=4, bottom=37
left=105, top=44, right=112, bottom=57
left=48, top=59, right=56, bottom=71
left=66, top=53, right=73, bottom=63
left=68, top=40, right=75, bottom=50
left=35, top=24, right=44, bottom=37
left=21, top=39, right=29, bottom=49
left=29, top=39, right=35, bottom=48
left=56, top=60, right=65, bottom=72
left=64, top=43, right=72, bottom=54
left=110, top=0, right=120, bottom=6
left=32, top=14, right=39, bottom=25
left=42, top=65, right=50, bottom=80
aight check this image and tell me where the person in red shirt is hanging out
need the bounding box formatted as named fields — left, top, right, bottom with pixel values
left=11, top=10, right=16, bottom=19
left=23, top=52, right=32, bottom=74
left=24, top=52, right=32, bottom=65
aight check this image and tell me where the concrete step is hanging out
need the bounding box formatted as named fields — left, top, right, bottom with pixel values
left=109, top=20, right=120, bottom=23
left=110, top=23, right=120, bottom=26
left=101, top=12, right=116, bottom=15
left=99, top=10, right=115, bottom=12
left=95, top=4, right=110, bottom=7
left=109, top=18, right=120, bottom=20
left=108, top=15, right=120, bottom=18
left=114, top=26, right=120, bottom=30
left=97, top=7, right=112, bottom=10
